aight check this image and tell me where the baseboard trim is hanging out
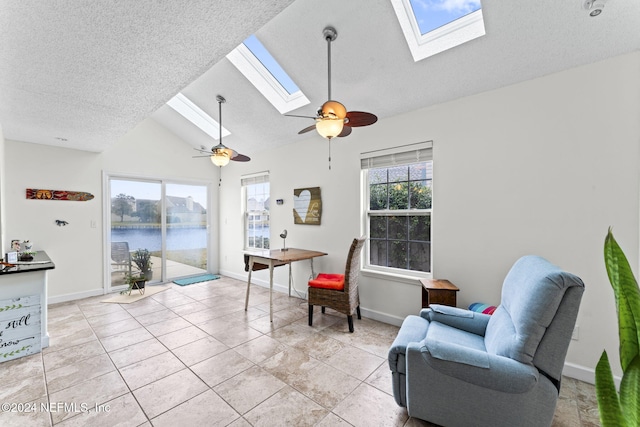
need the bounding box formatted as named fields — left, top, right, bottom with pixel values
left=48, top=288, right=104, bottom=305
left=360, top=307, right=405, bottom=327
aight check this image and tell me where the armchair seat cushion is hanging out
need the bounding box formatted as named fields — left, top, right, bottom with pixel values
left=309, top=273, right=345, bottom=290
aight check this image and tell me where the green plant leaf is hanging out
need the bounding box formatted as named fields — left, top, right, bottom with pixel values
left=604, top=228, right=640, bottom=371
left=620, top=354, right=640, bottom=425
left=596, top=351, right=625, bottom=426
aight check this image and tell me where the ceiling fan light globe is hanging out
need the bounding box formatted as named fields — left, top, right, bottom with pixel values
left=316, top=117, right=344, bottom=139
left=321, top=100, right=347, bottom=119
left=210, top=147, right=233, bottom=167
left=210, top=153, right=230, bottom=167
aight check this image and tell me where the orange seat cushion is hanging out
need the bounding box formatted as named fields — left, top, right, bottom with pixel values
left=309, top=273, right=345, bottom=290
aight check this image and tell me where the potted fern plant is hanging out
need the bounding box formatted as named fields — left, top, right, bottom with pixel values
left=597, top=228, right=640, bottom=426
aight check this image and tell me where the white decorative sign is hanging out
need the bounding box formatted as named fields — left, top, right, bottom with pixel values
left=0, top=295, right=42, bottom=363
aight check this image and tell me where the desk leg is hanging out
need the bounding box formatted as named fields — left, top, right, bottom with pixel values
left=309, top=258, right=316, bottom=280
left=269, top=261, right=274, bottom=323
left=288, top=263, right=292, bottom=297
left=245, top=257, right=254, bottom=311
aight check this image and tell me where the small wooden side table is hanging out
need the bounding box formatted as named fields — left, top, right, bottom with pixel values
left=420, top=279, right=459, bottom=308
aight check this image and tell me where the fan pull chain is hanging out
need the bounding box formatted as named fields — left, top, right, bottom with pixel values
left=328, top=139, right=332, bottom=170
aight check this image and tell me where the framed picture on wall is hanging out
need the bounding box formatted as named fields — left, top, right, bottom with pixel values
left=293, top=187, right=322, bottom=225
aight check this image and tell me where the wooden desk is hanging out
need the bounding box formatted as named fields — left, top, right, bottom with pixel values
left=244, top=248, right=327, bottom=322
left=420, top=278, right=459, bottom=308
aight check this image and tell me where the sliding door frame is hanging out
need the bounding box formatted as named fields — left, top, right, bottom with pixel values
left=102, top=171, right=213, bottom=294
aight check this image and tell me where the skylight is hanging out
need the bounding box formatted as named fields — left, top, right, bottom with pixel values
left=409, top=0, right=481, bottom=34
left=391, top=0, right=485, bottom=62
left=166, top=93, right=230, bottom=140
left=227, top=35, right=309, bottom=114
left=243, top=35, right=300, bottom=95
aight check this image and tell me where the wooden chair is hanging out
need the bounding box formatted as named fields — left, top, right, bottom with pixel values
left=308, top=237, right=365, bottom=332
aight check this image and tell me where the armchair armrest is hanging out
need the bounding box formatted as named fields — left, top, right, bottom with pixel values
left=407, top=340, right=539, bottom=394
left=421, top=305, right=491, bottom=336
left=388, top=315, right=429, bottom=373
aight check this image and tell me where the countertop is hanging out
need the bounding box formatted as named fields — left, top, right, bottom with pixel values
left=0, top=251, right=55, bottom=275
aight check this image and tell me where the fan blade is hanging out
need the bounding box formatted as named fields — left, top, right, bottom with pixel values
left=345, top=111, right=378, bottom=127
left=231, top=153, right=251, bottom=162
left=193, top=147, right=212, bottom=155
left=298, top=124, right=316, bottom=134
left=192, top=155, right=212, bottom=158
left=337, top=125, right=352, bottom=137
left=285, top=114, right=317, bottom=119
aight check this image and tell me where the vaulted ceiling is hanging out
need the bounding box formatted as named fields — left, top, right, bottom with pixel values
left=1, top=0, right=639, bottom=156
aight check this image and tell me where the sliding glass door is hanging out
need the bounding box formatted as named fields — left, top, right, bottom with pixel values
left=165, top=183, right=208, bottom=279
left=108, top=177, right=208, bottom=290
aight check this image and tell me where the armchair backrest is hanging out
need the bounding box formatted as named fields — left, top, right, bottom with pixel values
left=343, top=237, right=366, bottom=293
left=484, top=256, right=584, bottom=384
left=111, top=241, right=131, bottom=263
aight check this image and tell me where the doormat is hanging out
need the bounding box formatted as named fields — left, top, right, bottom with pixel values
left=173, top=274, right=220, bottom=286
left=102, top=284, right=171, bottom=304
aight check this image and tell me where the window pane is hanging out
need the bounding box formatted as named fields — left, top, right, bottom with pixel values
left=409, top=215, right=431, bottom=241
left=409, top=241, right=431, bottom=272
left=370, top=168, right=388, bottom=184
left=370, top=183, right=388, bottom=210
left=388, top=216, right=408, bottom=240
left=389, top=240, right=408, bottom=269
left=370, top=239, right=387, bottom=267
left=370, top=216, right=387, bottom=239
left=389, top=182, right=408, bottom=210
left=409, top=181, right=432, bottom=209
left=409, top=163, right=428, bottom=180
left=388, top=166, right=408, bottom=183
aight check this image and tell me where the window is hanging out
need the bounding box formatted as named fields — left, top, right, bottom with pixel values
left=361, top=142, right=432, bottom=275
left=243, top=173, right=270, bottom=249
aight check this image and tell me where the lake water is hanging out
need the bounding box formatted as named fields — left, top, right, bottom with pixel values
left=111, top=227, right=207, bottom=251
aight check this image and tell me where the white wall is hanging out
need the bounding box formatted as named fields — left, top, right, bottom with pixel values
left=219, top=51, right=640, bottom=380
left=3, top=118, right=219, bottom=302
left=3, top=51, right=638, bottom=381
left=0, top=123, right=5, bottom=256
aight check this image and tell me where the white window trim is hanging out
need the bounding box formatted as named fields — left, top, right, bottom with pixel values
left=227, top=44, right=310, bottom=114
left=242, top=171, right=270, bottom=250
left=390, top=0, right=485, bottom=62
left=361, top=142, right=433, bottom=279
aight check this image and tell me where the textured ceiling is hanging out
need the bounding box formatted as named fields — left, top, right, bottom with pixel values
left=1, top=0, right=639, bottom=155
left=0, top=0, right=294, bottom=151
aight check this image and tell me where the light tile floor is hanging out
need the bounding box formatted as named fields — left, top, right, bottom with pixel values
left=1, top=276, right=600, bottom=426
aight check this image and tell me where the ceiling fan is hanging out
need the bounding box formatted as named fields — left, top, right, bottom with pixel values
left=193, top=95, right=250, bottom=167
left=288, top=27, right=378, bottom=141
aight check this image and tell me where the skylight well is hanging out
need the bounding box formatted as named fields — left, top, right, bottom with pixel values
left=391, top=0, right=485, bottom=62
left=167, top=93, right=230, bottom=140
left=227, top=35, right=309, bottom=114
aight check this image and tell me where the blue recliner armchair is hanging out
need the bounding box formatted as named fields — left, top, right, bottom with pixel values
left=388, top=256, right=585, bottom=427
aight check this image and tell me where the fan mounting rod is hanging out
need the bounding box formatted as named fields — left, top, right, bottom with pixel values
left=216, top=95, right=225, bottom=141
left=323, top=26, right=337, bottom=100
